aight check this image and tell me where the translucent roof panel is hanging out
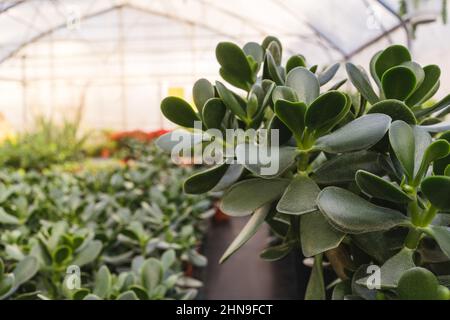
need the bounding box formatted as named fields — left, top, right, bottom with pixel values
left=0, top=0, right=447, bottom=131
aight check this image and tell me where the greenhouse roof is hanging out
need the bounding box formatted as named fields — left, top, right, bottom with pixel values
left=0, top=0, right=448, bottom=130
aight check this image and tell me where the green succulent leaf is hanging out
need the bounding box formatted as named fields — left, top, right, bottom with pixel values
left=397, top=267, right=444, bottom=300
left=428, top=225, right=450, bottom=259
left=93, top=266, right=112, bottom=299
left=317, top=187, right=409, bottom=234
left=220, top=178, right=290, bottom=217
left=434, top=131, right=450, bottom=175
left=141, top=258, right=163, bottom=292
left=312, top=151, right=385, bottom=185
left=305, top=254, right=325, bottom=300
left=300, top=211, right=345, bottom=257
left=215, top=81, right=247, bottom=121
left=260, top=242, right=293, bottom=262
left=266, top=50, right=284, bottom=85
left=368, top=100, right=416, bottom=124
left=272, top=86, right=298, bottom=104
left=235, top=144, right=298, bottom=178
left=72, top=240, right=102, bottom=267
left=381, top=66, right=416, bottom=101
left=356, top=248, right=415, bottom=289
left=216, top=42, right=253, bottom=90
left=402, top=61, right=425, bottom=88
left=184, top=163, right=229, bottom=195
left=274, top=100, right=306, bottom=140
left=345, top=63, right=379, bottom=105
left=414, top=93, right=450, bottom=118
left=318, top=63, right=340, bottom=86
left=193, top=78, right=215, bottom=114
left=374, top=44, right=411, bottom=80
left=13, top=256, right=39, bottom=287
left=243, top=42, right=264, bottom=66
left=53, top=246, right=72, bottom=265
left=220, top=205, right=271, bottom=263
left=415, top=140, right=450, bottom=182
left=305, top=91, right=349, bottom=134
left=0, top=207, right=20, bottom=225
left=155, top=130, right=202, bottom=154
left=161, top=97, right=200, bottom=128
left=356, top=170, right=412, bottom=203
left=406, top=65, right=441, bottom=107
left=315, top=114, right=391, bottom=153
left=286, top=55, right=306, bottom=74
left=0, top=274, right=14, bottom=299
left=202, top=98, right=226, bottom=130
left=277, top=176, right=320, bottom=215
left=116, top=290, right=139, bottom=300
left=421, top=176, right=450, bottom=210
left=285, top=67, right=320, bottom=105
left=389, top=120, right=415, bottom=179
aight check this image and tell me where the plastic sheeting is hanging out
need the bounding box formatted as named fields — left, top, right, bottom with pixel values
left=0, top=0, right=447, bottom=131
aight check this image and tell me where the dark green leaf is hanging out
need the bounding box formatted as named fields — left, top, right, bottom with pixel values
left=317, top=187, right=409, bottom=234
left=415, top=93, right=450, bottom=118
left=381, top=66, right=416, bottom=101
left=397, top=267, right=442, bottom=300
left=318, top=63, right=340, bottom=86
left=184, top=164, right=229, bottom=195
left=305, top=91, right=349, bottom=133
left=406, top=65, right=441, bottom=107
left=286, top=55, right=306, bottom=74
left=216, top=42, right=253, bottom=90
left=389, top=120, right=415, bottom=179
left=345, top=63, right=379, bottom=105
left=53, top=246, right=72, bottom=265
left=301, top=211, right=345, bottom=257
left=434, top=131, right=450, bottom=175
left=272, top=86, right=298, bottom=104
left=356, top=170, right=412, bottom=203
left=202, top=98, right=226, bottom=130
left=161, top=97, right=200, bottom=128
left=374, top=44, right=411, bottom=80
left=315, top=114, right=391, bottom=153
left=266, top=50, right=284, bottom=85
left=421, top=176, right=450, bottom=210
left=305, top=254, right=325, bottom=300
left=368, top=100, right=416, bottom=124
left=220, top=178, right=290, bottom=217
left=215, top=81, right=247, bottom=120
left=274, top=100, right=306, bottom=140
left=260, top=242, right=293, bottom=261
left=277, top=176, right=320, bottom=215
left=220, top=205, right=271, bottom=263
left=193, top=78, right=215, bottom=114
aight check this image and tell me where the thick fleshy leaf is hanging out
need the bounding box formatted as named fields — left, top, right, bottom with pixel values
left=356, top=248, right=415, bottom=289
left=305, top=91, right=349, bottom=133
left=356, top=170, right=412, bottom=203
left=402, top=61, right=425, bottom=88
left=419, top=120, right=450, bottom=133
left=352, top=230, right=406, bottom=263
left=53, top=246, right=71, bottom=265
left=434, top=131, right=450, bottom=175
left=0, top=208, right=20, bottom=225
left=317, top=187, right=409, bottom=234
left=141, top=258, right=163, bottom=292
left=192, top=79, right=215, bottom=114
left=318, top=63, right=340, bottom=86
left=220, top=178, right=290, bottom=217
left=305, top=254, right=325, bottom=300
left=235, top=144, right=298, bottom=178
left=406, top=65, right=441, bottom=107
left=352, top=265, right=377, bottom=300
left=382, top=66, right=416, bottom=101
left=184, top=163, right=229, bottom=194
left=0, top=274, right=14, bottom=299
left=72, top=240, right=102, bottom=267
left=272, top=86, right=298, bottom=103
left=277, top=176, right=320, bottom=215
left=285, top=55, right=306, bottom=74
left=266, top=50, right=284, bottom=85
left=374, top=44, right=411, bottom=80
left=368, top=100, right=416, bottom=124
left=116, top=291, right=139, bottom=300
left=93, top=266, right=112, bottom=299
left=215, top=81, right=247, bottom=120
left=415, top=140, right=450, bottom=182
left=315, top=114, right=391, bottom=153
left=413, top=126, right=432, bottom=177
left=267, top=115, right=292, bottom=145
left=243, top=42, right=264, bottom=65
left=285, top=67, right=320, bottom=105
left=220, top=205, right=271, bottom=263
left=312, top=151, right=384, bottom=184
left=300, top=211, right=345, bottom=257
left=211, top=164, right=244, bottom=192
left=389, top=120, right=415, bottom=179
left=346, top=63, right=379, bottom=105
left=415, top=93, right=450, bottom=118
left=13, top=256, right=39, bottom=287
left=161, top=97, right=200, bottom=128
left=397, top=267, right=442, bottom=300
left=202, top=98, right=226, bottom=130
left=260, top=242, right=293, bottom=262
left=428, top=225, right=450, bottom=258
left=216, top=42, right=253, bottom=90
left=332, top=281, right=352, bottom=300
left=369, top=50, right=383, bottom=89
left=421, top=176, right=450, bottom=210
left=274, top=100, right=306, bottom=140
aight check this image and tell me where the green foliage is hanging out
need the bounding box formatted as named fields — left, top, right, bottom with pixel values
left=159, top=37, right=450, bottom=300
left=0, top=142, right=212, bottom=300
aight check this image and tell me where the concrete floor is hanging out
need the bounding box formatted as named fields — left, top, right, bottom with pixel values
left=201, top=217, right=304, bottom=300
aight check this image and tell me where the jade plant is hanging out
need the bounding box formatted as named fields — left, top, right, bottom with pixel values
left=157, top=37, right=450, bottom=300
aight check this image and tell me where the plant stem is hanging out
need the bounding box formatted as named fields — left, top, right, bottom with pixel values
left=420, top=205, right=438, bottom=227
left=407, top=199, right=421, bottom=226
left=404, top=228, right=423, bottom=249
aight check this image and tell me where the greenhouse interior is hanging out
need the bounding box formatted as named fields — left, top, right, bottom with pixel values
left=0, top=0, right=450, bottom=304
